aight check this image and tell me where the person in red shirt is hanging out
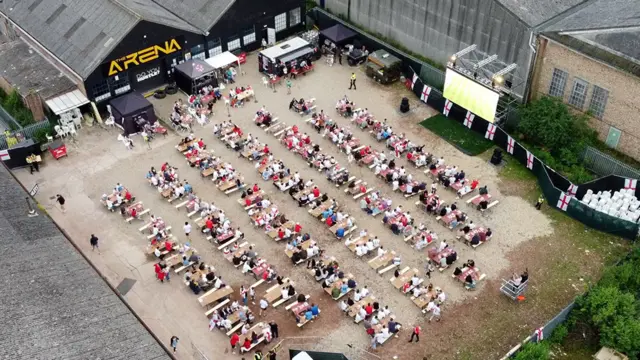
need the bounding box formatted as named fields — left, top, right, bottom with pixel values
left=241, top=337, right=252, bottom=352
left=326, top=216, right=334, bottom=227
left=292, top=125, right=299, bottom=134
left=124, top=191, right=132, bottom=202
left=304, top=135, right=311, bottom=144
left=161, top=162, right=169, bottom=172
left=312, top=187, right=320, bottom=198
left=359, top=184, right=367, bottom=193
left=470, top=179, right=479, bottom=190
left=157, top=269, right=166, bottom=283
left=154, top=263, right=162, bottom=275
left=253, top=184, right=260, bottom=192
left=278, top=229, right=285, bottom=239
left=230, top=332, right=240, bottom=354
left=294, top=223, right=302, bottom=233
left=245, top=198, right=252, bottom=206
left=165, top=241, right=173, bottom=252
left=263, top=145, right=270, bottom=154
left=205, top=218, right=214, bottom=232
left=198, top=139, right=205, bottom=148
left=365, top=303, right=373, bottom=316
left=407, top=152, right=413, bottom=160
left=409, top=325, right=421, bottom=342
left=130, top=207, right=137, bottom=218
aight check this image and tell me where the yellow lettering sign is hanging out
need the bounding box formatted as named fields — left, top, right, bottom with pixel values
left=107, top=39, right=182, bottom=76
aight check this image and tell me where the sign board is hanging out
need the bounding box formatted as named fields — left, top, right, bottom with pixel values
left=29, top=183, right=39, bottom=197
left=103, top=37, right=184, bottom=77
left=135, top=67, right=161, bottom=82
left=267, top=28, right=276, bottom=45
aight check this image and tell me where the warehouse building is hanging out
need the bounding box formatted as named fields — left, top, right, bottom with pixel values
left=531, top=0, right=640, bottom=161
left=0, top=0, right=306, bottom=105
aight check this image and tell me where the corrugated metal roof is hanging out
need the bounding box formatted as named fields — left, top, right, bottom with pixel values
left=542, top=0, right=640, bottom=32
left=0, top=0, right=138, bottom=79
left=0, top=165, right=171, bottom=359
left=151, top=0, right=235, bottom=33
left=495, top=0, right=584, bottom=26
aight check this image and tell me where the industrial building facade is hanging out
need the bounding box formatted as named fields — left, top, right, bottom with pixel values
left=0, top=0, right=306, bottom=104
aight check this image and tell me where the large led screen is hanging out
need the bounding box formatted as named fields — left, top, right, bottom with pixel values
left=443, top=69, right=500, bottom=122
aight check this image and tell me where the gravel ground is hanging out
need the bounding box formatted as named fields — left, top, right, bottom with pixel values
left=15, top=53, right=555, bottom=360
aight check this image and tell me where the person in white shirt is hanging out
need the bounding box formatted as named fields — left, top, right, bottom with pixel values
left=411, top=275, right=420, bottom=287
left=359, top=229, right=368, bottom=238
left=436, top=288, right=446, bottom=304
left=353, top=289, right=362, bottom=302
left=304, top=179, right=314, bottom=187
left=366, top=239, right=375, bottom=251
left=412, top=286, right=423, bottom=298
left=372, top=236, right=380, bottom=248
left=183, top=222, right=192, bottom=237
left=436, top=157, right=445, bottom=167
left=338, top=300, right=348, bottom=312
left=281, top=287, right=289, bottom=300
left=438, top=239, right=448, bottom=252
left=355, top=244, right=366, bottom=257
left=360, top=286, right=370, bottom=298
left=377, top=245, right=386, bottom=257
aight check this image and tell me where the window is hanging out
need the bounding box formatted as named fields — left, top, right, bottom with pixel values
left=605, top=126, right=621, bottom=149
left=109, top=73, right=131, bottom=96
left=275, top=12, right=287, bottom=32
left=567, top=78, right=589, bottom=109
left=207, top=38, right=222, bottom=57
left=92, top=79, right=111, bottom=103
left=589, top=85, right=609, bottom=119
left=243, top=26, right=256, bottom=46
left=289, top=7, right=301, bottom=26
left=227, top=36, right=241, bottom=51
left=190, top=44, right=206, bottom=60
left=548, top=68, right=568, bottom=97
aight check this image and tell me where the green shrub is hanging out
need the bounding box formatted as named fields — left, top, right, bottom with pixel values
left=32, top=125, right=52, bottom=144
left=513, top=342, right=549, bottom=360
left=548, top=324, right=569, bottom=344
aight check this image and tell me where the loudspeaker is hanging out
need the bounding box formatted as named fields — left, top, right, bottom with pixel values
left=400, top=97, right=410, bottom=113
left=490, top=148, right=503, bottom=165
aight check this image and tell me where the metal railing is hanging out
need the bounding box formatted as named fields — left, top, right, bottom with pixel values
left=0, top=120, right=52, bottom=150
left=582, top=146, right=640, bottom=179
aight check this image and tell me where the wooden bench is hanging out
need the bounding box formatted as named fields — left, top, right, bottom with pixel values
left=225, top=320, right=244, bottom=337
left=138, top=221, right=153, bottom=232
left=481, top=200, right=499, bottom=214
left=260, top=117, right=279, bottom=130
left=187, top=209, right=199, bottom=218
left=285, top=295, right=311, bottom=310
left=353, top=188, right=373, bottom=200
left=251, top=279, right=265, bottom=289
left=175, top=200, right=189, bottom=209
left=378, top=262, right=399, bottom=275
left=225, top=184, right=245, bottom=195
left=344, top=180, right=362, bottom=193
left=210, top=298, right=230, bottom=317
left=240, top=323, right=266, bottom=353
left=174, top=261, right=195, bottom=273
left=273, top=292, right=296, bottom=308
left=217, top=235, right=241, bottom=250
left=126, top=208, right=150, bottom=223
left=336, top=176, right=356, bottom=188
left=146, top=226, right=172, bottom=240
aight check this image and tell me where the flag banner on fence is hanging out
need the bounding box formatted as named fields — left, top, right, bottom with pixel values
left=463, top=111, right=474, bottom=128
left=443, top=99, right=452, bottom=116
left=507, top=136, right=515, bottom=155
left=421, top=85, right=431, bottom=103
left=557, top=192, right=570, bottom=211
left=624, top=178, right=637, bottom=191
left=567, top=184, right=578, bottom=197
left=0, top=150, right=9, bottom=161
left=411, top=73, right=418, bottom=90
left=526, top=150, right=534, bottom=170
left=485, top=123, right=497, bottom=140
left=534, top=327, right=544, bottom=342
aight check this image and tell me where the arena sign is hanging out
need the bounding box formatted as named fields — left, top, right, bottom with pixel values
left=105, top=38, right=182, bottom=77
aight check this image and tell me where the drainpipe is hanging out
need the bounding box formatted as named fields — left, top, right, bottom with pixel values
left=523, top=30, right=538, bottom=103
left=347, top=0, right=351, bottom=22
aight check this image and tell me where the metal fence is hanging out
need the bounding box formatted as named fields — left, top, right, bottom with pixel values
left=0, top=104, right=22, bottom=130
left=582, top=146, right=640, bottom=180
left=0, top=119, right=52, bottom=150
left=501, top=301, right=576, bottom=359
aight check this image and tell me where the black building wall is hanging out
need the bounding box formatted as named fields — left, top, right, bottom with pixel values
left=84, top=0, right=306, bottom=104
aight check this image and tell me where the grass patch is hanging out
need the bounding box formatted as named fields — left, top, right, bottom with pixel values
left=419, top=114, right=494, bottom=156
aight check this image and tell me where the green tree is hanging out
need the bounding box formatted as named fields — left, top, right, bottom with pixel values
left=513, top=342, right=549, bottom=360
left=518, top=97, right=576, bottom=153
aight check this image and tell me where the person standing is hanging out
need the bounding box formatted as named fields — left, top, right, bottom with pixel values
left=408, top=325, right=420, bottom=342
left=55, top=194, right=66, bottom=213
left=267, top=349, right=277, bottom=360
left=429, top=303, right=441, bottom=322
left=90, top=234, right=100, bottom=253
left=336, top=47, right=342, bottom=65
left=286, top=79, right=292, bottom=95
left=254, top=350, right=263, bottom=360
left=249, top=286, right=256, bottom=304
left=230, top=332, right=240, bottom=354
left=170, top=336, right=179, bottom=353
left=241, top=285, right=248, bottom=306
left=141, top=130, right=151, bottom=150
left=259, top=297, right=269, bottom=316
left=269, top=321, right=279, bottom=338
left=183, top=221, right=192, bottom=238
left=535, top=195, right=544, bottom=210
left=349, top=73, right=356, bottom=90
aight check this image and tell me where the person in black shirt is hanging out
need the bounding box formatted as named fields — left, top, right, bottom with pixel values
left=56, top=194, right=66, bottom=213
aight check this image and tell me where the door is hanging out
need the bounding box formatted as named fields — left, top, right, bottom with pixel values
left=605, top=126, right=621, bottom=149
left=267, top=28, right=276, bottom=45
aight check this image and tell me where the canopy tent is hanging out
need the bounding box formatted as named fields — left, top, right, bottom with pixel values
left=205, top=51, right=241, bottom=70
left=292, top=352, right=314, bottom=360
left=320, top=24, right=357, bottom=46
left=108, top=92, right=156, bottom=135
left=173, top=59, right=218, bottom=95
left=45, top=89, right=89, bottom=115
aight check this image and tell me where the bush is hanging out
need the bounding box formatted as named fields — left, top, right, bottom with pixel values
left=32, top=125, right=52, bottom=144
left=513, top=342, right=549, bottom=360
left=1, top=90, right=35, bottom=126
left=548, top=324, right=569, bottom=344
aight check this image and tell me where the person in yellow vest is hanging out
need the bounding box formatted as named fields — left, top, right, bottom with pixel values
left=349, top=72, right=357, bottom=90
left=27, top=153, right=40, bottom=174
left=535, top=195, right=544, bottom=210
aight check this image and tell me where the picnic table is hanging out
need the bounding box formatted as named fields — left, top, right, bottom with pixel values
left=428, top=247, right=455, bottom=265
left=285, top=240, right=312, bottom=258
left=455, top=266, right=485, bottom=283
left=439, top=210, right=462, bottom=226
left=290, top=301, right=310, bottom=317
left=368, top=251, right=395, bottom=270
left=177, top=140, right=195, bottom=153
left=235, top=88, right=254, bottom=101
left=252, top=262, right=269, bottom=278
left=291, top=64, right=314, bottom=76
left=198, top=285, right=233, bottom=308
left=265, top=279, right=290, bottom=303
left=223, top=243, right=247, bottom=263
left=347, top=295, right=375, bottom=318
left=390, top=267, right=418, bottom=290
left=347, top=235, right=370, bottom=252
left=468, top=193, right=492, bottom=206
left=308, top=200, right=334, bottom=218
left=411, top=289, right=436, bottom=309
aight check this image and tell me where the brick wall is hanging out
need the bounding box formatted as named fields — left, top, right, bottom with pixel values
left=23, top=92, right=45, bottom=122
left=533, top=37, right=640, bottom=161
